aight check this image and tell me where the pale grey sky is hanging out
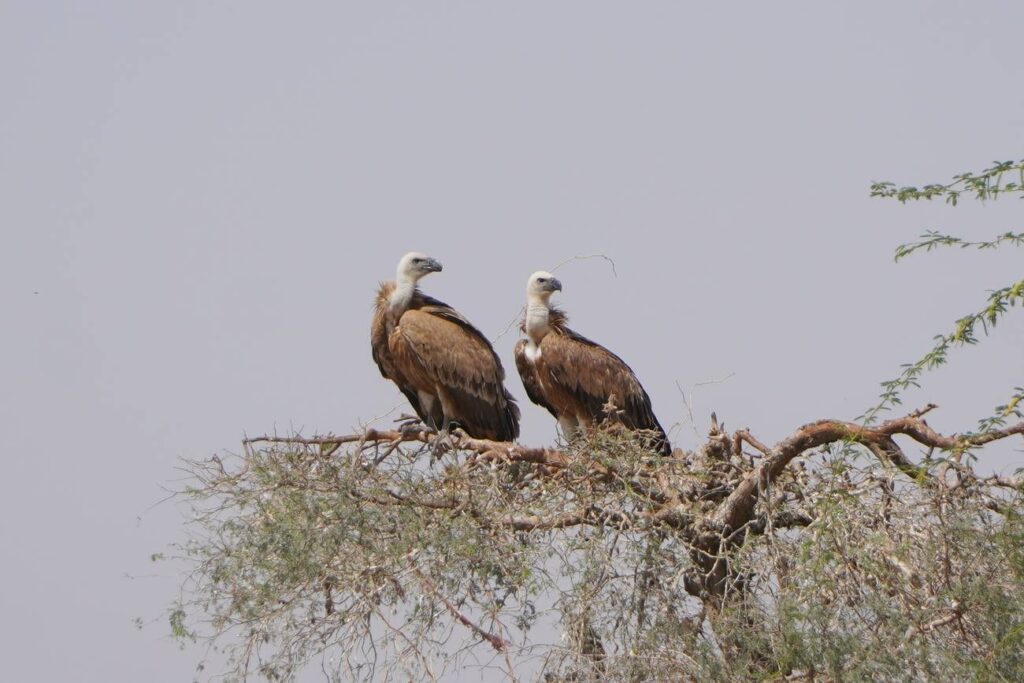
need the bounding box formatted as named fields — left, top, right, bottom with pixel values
left=1, top=2, right=1021, bottom=681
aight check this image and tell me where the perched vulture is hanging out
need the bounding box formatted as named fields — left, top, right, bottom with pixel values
left=514, top=271, right=671, bottom=455
left=371, top=252, right=520, bottom=441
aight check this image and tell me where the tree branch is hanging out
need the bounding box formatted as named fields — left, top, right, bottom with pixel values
left=408, top=555, right=511, bottom=653
left=713, top=413, right=1024, bottom=533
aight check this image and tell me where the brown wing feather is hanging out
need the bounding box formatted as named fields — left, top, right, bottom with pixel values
left=390, top=302, right=520, bottom=441
left=371, top=282, right=441, bottom=424
left=514, top=339, right=560, bottom=419
left=540, top=315, right=670, bottom=455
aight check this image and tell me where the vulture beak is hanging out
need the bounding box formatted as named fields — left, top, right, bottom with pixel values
left=550, top=278, right=563, bottom=292
left=426, top=258, right=443, bottom=273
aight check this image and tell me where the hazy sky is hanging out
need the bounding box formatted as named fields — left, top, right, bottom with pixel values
left=2, top=2, right=1022, bottom=680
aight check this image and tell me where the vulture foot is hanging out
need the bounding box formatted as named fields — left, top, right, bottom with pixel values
left=429, top=423, right=462, bottom=462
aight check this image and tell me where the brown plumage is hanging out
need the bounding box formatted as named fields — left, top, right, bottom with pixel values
left=371, top=253, right=520, bottom=441
left=513, top=271, right=670, bottom=455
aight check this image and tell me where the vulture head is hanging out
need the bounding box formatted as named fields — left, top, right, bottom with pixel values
left=397, top=251, right=443, bottom=283
left=527, top=271, right=563, bottom=301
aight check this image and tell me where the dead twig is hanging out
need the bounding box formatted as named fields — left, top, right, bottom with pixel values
left=408, top=553, right=511, bottom=653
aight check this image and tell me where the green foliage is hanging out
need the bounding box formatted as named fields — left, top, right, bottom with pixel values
left=166, top=433, right=1024, bottom=681
left=871, top=159, right=1024, bottom=205
left=863, top=281, right=1024, bottom=425
left=865, top=160, right=1023, bottom=426
left=702, top=456, right=1024, bottom=682
left=893, top=230, right=1024, bottom=262
left=170, top=442, right=560, bottom=681
left=169, top=608, right=192, bottom=641
left=977, top=387, right=1024, bottom=434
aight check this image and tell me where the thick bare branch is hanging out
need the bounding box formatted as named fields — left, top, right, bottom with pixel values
left=713, top=414, right=1024, bottom=533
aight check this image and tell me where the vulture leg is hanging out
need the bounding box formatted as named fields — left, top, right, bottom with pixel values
left=557, top=415, right=581, bottom=441
left=429, top=418, right=455, bottom=462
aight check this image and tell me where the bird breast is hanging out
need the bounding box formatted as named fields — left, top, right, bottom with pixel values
left=523, top=341, right=542, bottom=362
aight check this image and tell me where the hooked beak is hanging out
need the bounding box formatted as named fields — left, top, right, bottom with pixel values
left=426, top=258, right=443, bottom=273
left=549, top=277, right=563, bottom=292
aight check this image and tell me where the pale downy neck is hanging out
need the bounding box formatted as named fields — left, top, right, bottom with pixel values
left=525, top=294, right=552, bottom=345
left=389, top=271, right=418, bottom=319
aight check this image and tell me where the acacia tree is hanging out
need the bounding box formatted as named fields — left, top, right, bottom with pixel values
left=166, top=161, right=1023, bottom=682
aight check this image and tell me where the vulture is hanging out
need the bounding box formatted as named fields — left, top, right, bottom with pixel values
left=371, top=252, right=520, bottom=441
left=513, top=271, right=671, bottom=455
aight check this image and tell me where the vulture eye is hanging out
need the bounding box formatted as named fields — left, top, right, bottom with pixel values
left=538, top=278, right=547, bottom=283
left=412, top=258, right=423, bottom=264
